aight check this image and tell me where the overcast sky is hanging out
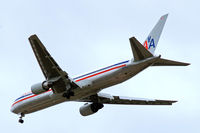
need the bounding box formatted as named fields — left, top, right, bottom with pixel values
left=0, top=0, right=199, bottom=133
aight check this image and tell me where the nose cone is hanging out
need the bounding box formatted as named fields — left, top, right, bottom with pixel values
left=10, top=105, right=18, bottom=114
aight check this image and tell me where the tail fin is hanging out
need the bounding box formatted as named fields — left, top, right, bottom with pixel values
left=129, top=14, right=190, bottom=66
left=130, top=14, right=168, bottom=61
left=143, top=14, right=168, bottom=54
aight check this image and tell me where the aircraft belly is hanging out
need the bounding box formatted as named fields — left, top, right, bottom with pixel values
left=17, top=92, right=51, bottom=114
left=24, top=97, right=65, bottom=114
left=18, top=89, right=86, bottom=114
left=16, top=91, right=65, bottom=114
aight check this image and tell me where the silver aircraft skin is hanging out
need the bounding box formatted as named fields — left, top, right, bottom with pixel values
left=10, top=14, right=190, bottom=123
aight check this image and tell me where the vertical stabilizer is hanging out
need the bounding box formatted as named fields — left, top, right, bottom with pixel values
left=143, top=14, right=168, bottom=54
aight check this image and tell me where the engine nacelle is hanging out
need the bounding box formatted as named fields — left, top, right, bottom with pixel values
left=79, top=103, right=104, bottom=116
left=31, top=81, right=52, bottom=95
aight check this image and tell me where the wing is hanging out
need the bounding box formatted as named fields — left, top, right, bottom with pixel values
left=28, top=34, right=78, bottom=93
left=79, top=93, right=177, bottom=105
left=28, top=34, right=66, bottom=79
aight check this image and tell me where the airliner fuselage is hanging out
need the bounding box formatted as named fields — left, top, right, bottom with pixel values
left=11, top=57, right=159, bottom=114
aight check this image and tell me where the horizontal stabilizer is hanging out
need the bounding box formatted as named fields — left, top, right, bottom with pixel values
left=153, top=58, right=190, bottom=66
left=129, top=37, right=153, bottom=61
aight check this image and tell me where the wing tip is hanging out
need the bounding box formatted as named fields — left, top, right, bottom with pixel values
left=171, top=100, right=178, bottom=103
left=160, top=14, right=169, bottom=20
left=177, top=62, right=190, bottom=66
left=129, top=36, right=136, bottom=40
left=155, top=99, right=178, bottom=105
left=185, top=63, right=191, bottom=66
left=168, top=100, right=177, bottom=105
left=29, top=34, right=38, bottom=40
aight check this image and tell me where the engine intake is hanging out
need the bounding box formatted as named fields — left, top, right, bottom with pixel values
left=79, top=103, right=104, bottom=116
left=31, top=81, right=52, bottom=95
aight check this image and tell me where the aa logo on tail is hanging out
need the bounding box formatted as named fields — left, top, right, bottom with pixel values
left=143, top=36, right=155, bottom=50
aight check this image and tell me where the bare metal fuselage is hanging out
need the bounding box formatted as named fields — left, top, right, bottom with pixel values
left=11, top=57, right=158, bottom=114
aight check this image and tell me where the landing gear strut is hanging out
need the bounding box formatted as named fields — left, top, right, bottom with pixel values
left=18, top=113, right=25, bottom=124
left=63, top=91, right=74, bottom=99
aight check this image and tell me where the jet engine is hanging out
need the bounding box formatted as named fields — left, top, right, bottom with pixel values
left=31, top=81, right=52, bottom=95
left=79, top=103, right=104, bottom=116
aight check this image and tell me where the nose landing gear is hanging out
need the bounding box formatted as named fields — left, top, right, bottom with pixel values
left=18, top=113, right=25, bottom=124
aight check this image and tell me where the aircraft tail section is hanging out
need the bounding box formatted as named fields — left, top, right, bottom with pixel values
left=129, top=35, right=189, bottom=66
left=129, top=14, right=189, bottom=66
left=130, top=14, right=168, bottom=61
left=129, top=37, right=190, bottom=66
left=143, top=14, right=168, bottom=54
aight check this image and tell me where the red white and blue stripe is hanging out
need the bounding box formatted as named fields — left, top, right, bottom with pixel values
left=73, top=60, right=129, bottom=82
left=12, top=89, right=52, bottom=107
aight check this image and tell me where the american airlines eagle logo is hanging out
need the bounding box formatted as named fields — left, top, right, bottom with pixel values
left=143, top=36, right=155, bottom=50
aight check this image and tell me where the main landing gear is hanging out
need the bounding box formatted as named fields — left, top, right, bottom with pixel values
left=18, top=113, right=25, bottom=124
left=63, top=91, right=74, bottom=99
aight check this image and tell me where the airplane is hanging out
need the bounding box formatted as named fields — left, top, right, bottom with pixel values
left=10, top=14, right=190, bottom=124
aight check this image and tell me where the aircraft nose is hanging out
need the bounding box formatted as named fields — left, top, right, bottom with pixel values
left=10, top=106, right=14, bottom=113
left=10, top=104, right=17, bottom=114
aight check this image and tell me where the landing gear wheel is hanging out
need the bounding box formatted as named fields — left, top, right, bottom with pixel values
left=63, top=91, right=74, bottom=99
left=19, top=119, right=24, bottom=124
left=69, top=91, right=74, bottom=96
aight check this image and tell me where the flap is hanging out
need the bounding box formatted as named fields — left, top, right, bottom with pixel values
left=79, top=93, right=177, bottom=105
